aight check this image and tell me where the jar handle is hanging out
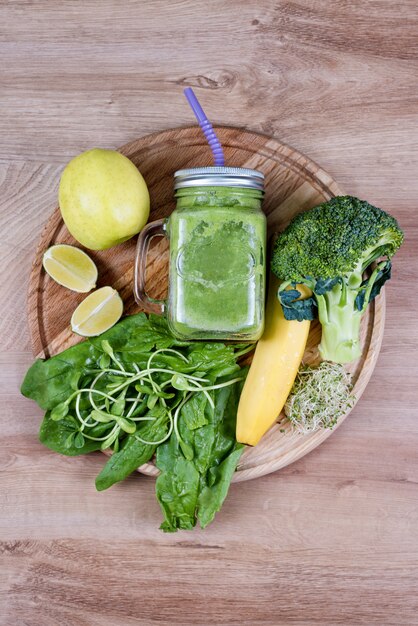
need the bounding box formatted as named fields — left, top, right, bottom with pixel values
left=134, top=218, right=167, bottom=315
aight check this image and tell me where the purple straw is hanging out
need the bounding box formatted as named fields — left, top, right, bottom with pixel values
left=183, top=87, right=225, bottom=166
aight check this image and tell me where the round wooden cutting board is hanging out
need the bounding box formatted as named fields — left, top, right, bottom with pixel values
left=28, top=126, right=385, bottom=482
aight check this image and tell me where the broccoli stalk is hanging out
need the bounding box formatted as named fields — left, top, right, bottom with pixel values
left=272, top=196, right=403, bottom=364
left=316, top=279, right=363, bottom=363
left=315, top=260, right=390, bottom=362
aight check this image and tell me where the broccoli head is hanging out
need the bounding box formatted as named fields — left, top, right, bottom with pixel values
left=271, top=196, right=404, bottom=364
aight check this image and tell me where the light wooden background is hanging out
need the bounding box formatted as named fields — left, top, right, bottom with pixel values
left=1, top=2, right=418, bottom=625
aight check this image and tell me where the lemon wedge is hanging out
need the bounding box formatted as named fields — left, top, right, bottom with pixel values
left=71, top=287, right=123, bottom=337
left=43, top=244, right=98, bottom=292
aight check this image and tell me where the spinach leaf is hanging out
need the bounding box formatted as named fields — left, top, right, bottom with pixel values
left=197, top=444, right=244, bottom=529
left=116, top=313, right=179, bottom=352
left=39, top=412, right=103, bottom=456
left=155, top=373, right=246, bottom=532
left=181, top=394, right=208, bottom=431
left=21, top=349, right=91, bottom=411
left=95, top=410, right=168, bottom=491
left=186, top=343, right=238, bottom=376
left=194, top=373, right=246, bottom=476
left=155, top=435, right=200, bottom=532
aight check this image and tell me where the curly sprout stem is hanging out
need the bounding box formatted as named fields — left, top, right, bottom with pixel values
left=181, top=377, right=244, bottom=392
left=76, top=393, right=98, bottom=429
left=173, top=392, right=192, bottom=444
left=82, top=423, right=119, bottom=442
left=89, top=370, right=108, bottom=412
left=108, top=368, right=208, bottom=396
left=145, top=349, right=191, bottom=396
left=134, top=410, right=174, bottom=446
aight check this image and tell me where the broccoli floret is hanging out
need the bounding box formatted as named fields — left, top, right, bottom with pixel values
left=271, top=196, right=404, bottom=364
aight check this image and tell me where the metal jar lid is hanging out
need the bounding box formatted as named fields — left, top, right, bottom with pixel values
left=174, top=166, right=265, bottom=191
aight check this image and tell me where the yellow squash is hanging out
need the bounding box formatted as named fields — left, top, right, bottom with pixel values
left=236, top=276, right=310, bottom=446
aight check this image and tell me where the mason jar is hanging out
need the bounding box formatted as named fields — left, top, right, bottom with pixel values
left=134, top=166, right=266, bottom=341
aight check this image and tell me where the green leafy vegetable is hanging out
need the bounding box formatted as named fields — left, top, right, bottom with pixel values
left=155, top=373, right=246, bottom=532
left=197, top=446, right=243, bottom=529
left=96, top=410, right=169, bottom=491
left=21, top=313, right=247, bottom=531
left=39, top=413, right=103, bottom=456
left=156, top=434, right=200, bottom=531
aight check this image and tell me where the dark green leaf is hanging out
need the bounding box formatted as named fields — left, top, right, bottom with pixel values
left=39, top=413, right=102, bottom=456
left=278, top=288, right=317, bottom=322
left=95, top=411, right=168, bottom=490
left=206, top=363, right=241, bottom=379
left=355, top=261, right=392, bottom=311
left=180, top=394, right=208, bottom=430
left=186, top=343, right=238, bottom=376
left=197, top=444, right=244, bottom=529
left=314, top=277, right=341, bottom=295
left=156, top=373, right=246, bottom=531
left=156, top=435, right=199, bottom=532
left=179, top=439, right=194, bottom=461
left=70, top=371, right=82, bottom=391
left=193, top=374, right=246, bottom=476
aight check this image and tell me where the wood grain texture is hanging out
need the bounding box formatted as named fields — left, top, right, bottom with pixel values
left=29, top=126, right=386, bottom=483
left=1, top=1, right=418, bottom=625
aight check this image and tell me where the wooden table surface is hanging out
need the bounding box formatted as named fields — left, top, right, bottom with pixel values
left=1, top=2, right=418, bottom=624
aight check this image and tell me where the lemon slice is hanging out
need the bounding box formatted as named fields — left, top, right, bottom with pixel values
left=71, top=287, right=123, bottom=336
left=43, top=244, right=98, bottom=292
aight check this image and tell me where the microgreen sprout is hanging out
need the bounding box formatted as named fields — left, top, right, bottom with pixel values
left=47, top=343, right=244, bottom=453
left=284, top=362, right=355, bottom=433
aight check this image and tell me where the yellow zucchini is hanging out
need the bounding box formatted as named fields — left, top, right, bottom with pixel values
left=236, top=276, right=310, bottom=446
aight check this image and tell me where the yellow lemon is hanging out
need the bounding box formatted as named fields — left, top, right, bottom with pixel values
left=71, top=286, right=123, bottom=337
left=59, top=148, right=150, bottom=250
left=43, top=244, right=98, bottom=292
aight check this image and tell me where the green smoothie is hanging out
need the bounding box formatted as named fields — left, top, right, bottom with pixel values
left=166, top=186, right=266, bottom=341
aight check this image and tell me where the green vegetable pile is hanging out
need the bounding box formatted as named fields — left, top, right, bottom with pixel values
left=271, top=196, right=404, bottom=364
left=21, top=313, right=250, bottom=531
